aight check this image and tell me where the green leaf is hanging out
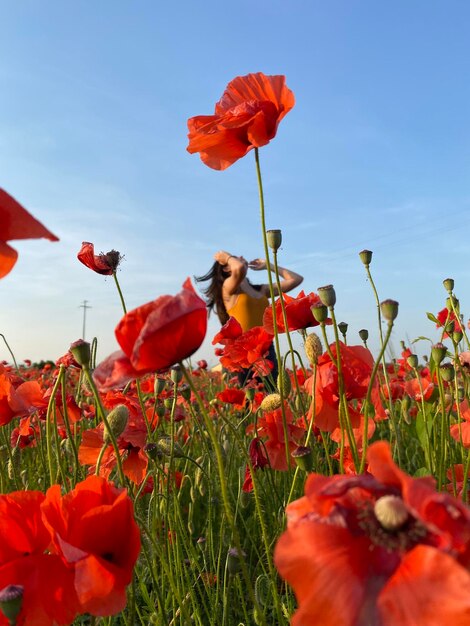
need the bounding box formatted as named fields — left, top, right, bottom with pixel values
left=426, top=312, right=439, bottom=324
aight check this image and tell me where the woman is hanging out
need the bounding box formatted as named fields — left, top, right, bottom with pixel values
left=196, top=250, right=303, bottom=383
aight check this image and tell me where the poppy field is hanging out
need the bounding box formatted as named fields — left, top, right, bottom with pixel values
left=3, top=73, right=470, bottom=625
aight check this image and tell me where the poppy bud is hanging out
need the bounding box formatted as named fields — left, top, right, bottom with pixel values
left=380, top=299, right=399, bottom=322
left=266, top=229, right=282, bottom=252
left=431, top=343, right=447, bottom=366
left=318, top=285, right=336, bottom=308
left=164, top=398, right=173, bottom=409
left=180, top=385, right=191, bottom=402
left=291, top=446, right=314, bottom=472
left=406, top=354, right=419, bottom=369
left=443, top=278, right=454, bottom=293
left=338, top=321, right=348, bottom=339
left=0, top=584, right=24, bottom=625
left=7, top=446, right=20, bottom=480
left=70, top=339, right=91, bottom=368
left=374, top=495, right=409, bottom=530
left=311, top=303, right=328, bottom=324
left=156, top=405, right=166, bottom=419
left=358, top=329, right=369, bottom=343
left=103, top=404, right=129, bottom=443
left=260, top=393, right=282, bottom=412
left=453, top=330, right=463, bottom=345
left=304, top=333, right=323, bottom=365
left=245, top=387, right=256, bottom=402
left=359, top=249, right=373, bottom=266
left=277, top=370, right=291, bottom=397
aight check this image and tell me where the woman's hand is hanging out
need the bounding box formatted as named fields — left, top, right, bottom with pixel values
left=248, top=258, right=267, bottom=271
left=214, top=250, right=232, bottom=265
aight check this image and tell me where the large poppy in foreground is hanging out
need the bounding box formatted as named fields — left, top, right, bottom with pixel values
left=263, top=290, right=328, bottom=334
left=187, top=72, right=295, bottom=170
left=275, top=441, right=470, bottom=626
left=0, top=188, right=58, bottom=279
left=94, top=278, right=207, bottom=390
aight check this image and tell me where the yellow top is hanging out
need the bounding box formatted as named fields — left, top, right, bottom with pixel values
left=226, top=292, right=269, bottom=332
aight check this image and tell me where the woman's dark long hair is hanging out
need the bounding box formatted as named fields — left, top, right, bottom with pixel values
left=195, top=261, right=230, bottom=325
left=195, top=262, right=263, bottom=326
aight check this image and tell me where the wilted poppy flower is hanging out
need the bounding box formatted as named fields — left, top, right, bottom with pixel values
left=0, top=188, right=58, bottom=279
left=94, top=278, right=207, bottom=390
left=187, top=72, right=295, bottom=170
left=275, top=441, right=470, bottom=626
left=263, top=291, right=329, bottom=334
left=77, top=242, right=122, bottom=275
left=41, top=475, right=141, bottom=616
left=242, top=437, right=269, bottom=493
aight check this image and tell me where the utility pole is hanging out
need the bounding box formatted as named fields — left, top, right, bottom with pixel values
left=79, top=300, right=92, bottom=339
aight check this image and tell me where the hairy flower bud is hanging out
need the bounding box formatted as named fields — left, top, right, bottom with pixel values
left=70, top=339, right=91, bottom=368
left=104, top=405, right=129, bottom=443
left=260, top=393, right=282, bottom=412
left=277, top=370, right=291, bottom=397
left=304, top=333, right=323, bottom=365
left=156, top=434, right=185, bottom=458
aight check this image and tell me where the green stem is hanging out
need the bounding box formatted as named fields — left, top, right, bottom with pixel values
left=113, top=271, right=127, bottom=314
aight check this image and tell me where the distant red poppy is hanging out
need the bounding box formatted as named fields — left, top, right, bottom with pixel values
left=249, top=406, right=305, bottom=471
left=187, top=72, right=295, bottom=170
left=212, top=318, right=274, bottom=376
left=42, top=475, right=141, bottom=617
left=94, top=279, right=207, bottom=390
left=275, top=441, right=470, bottom=626
left=263, top=291, right=329, bottom=334
left=216, top=387, right=246, bottom=409
left=304, top=343, right=375, bottom=431
left=0, top=188, right=58, bottom=279
left=436, top=307, right=463, bottom=337
left=77, top=242, right=122, bottom=275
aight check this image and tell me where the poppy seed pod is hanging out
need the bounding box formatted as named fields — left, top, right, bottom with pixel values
left=171, top=366, right=183, bottom=384
left=439, top=363, right=455, bottom=382
left=338, top=322, right=348, bottom=338
left=431, top=343, right=447, bottom=366
left=103, top=405, right=129, bottom=443
left=304, top=333, right=323, bottom=365
left=443, top=278, right=454, bottom=293
left=70, top=339, right=91, bottom=368
left=318, top=285, right=336, bottom=308
left=380, top=299, right=399, bottom=322
left=311, top=303, right=328, bottom=324
left=143, top=442, right=160, bottom=461
left=266, top=229, right=282, bottom=252
left=291, top=446, right=314, bottom=472
left=358, top=329, right=369, bottom=343
left=406, top=354, right=419, bottom=369
left=359, top=249, right=373, bottom=266
left=374, top=495, right=409, bottom=531
left=0, top=584, right=24, bottom=625
left=154, top=377, right=166, bottom=396
left=453, top=330, right=463, bottom=345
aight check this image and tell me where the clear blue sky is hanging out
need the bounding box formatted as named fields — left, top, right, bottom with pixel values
left=1, top=1, right=470, bottom=365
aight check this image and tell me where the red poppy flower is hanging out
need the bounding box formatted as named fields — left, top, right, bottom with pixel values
left=41, top=475, right=141, bottom=617
left=304, top=343, right=375, bottom=432
left=249, top=406, right=305, bottom=471
left=0, top=365, right=45, bottom=426
left=216, top=387, right=246, bottom=409
left=77, top=242, right=122, bottom=275
left=212, top=317, right=274, bottom=375
left=450, top=400, right=470, bottom=448
left=94, top=278, right=207, bottom=390
left=275, top=441, right=470, bottom=626
left=263, top=291, right=329, bottom=334
left=187, top=72, right=295, bottom=170
left=436, top=307, right=464, bottom=336
left=0, top=490, right=78, bottom=626
left=0, top=188, right=58, bottom=279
